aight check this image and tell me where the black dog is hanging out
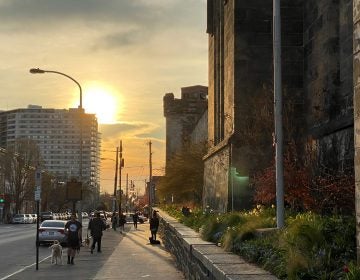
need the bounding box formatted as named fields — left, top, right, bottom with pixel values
left=149, top=237, right=160, bottom=245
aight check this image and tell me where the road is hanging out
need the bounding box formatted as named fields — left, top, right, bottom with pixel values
left=0, top=219, right=90, bottom=280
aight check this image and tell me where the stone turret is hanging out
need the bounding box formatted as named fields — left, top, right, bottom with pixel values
left=163, top=86, right=208, bottom=168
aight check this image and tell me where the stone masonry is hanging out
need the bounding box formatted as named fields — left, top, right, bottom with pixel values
left=205, top=0, right=354, bottom=212
left=163, top=85, right=208, bottom=171
left=157, top=208, right=278, bottom=280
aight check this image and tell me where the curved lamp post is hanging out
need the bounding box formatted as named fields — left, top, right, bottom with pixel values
left=29, top=68, right=82, bottom=108
left=29, top=67, right=84, bottom=215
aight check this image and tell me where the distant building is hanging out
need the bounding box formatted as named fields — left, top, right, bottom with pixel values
left=163, top=85, right=208, bottom=170
left=205, top=0, right=353, bottom=212
left=0, top=105, right=101, bottom=190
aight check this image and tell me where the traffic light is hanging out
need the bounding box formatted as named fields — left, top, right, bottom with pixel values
left=0, top=194, right=5, bottom=203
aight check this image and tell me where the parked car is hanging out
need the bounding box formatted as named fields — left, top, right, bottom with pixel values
left=31, top=214, right=38, bottom=223
left=90, top=211, right=110, bottom=228
left=137, top=214, right=148, bottom=224
left=38, top=220, right=68, bottom=245
left=124, top=213, right=148, bottom=224
left=25, top=214, right=34, bottom=224
left=40, top=211, right=53, bottom=221
left=124, top=213, right=133, bottom=223
left=11, top=214, right=27, bottom=224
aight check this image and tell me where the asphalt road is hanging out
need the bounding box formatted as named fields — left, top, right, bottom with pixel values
left=0, top=219, right=90, bottom=280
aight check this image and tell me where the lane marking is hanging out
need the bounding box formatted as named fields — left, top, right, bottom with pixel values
left=0, top=254, right=51, bottom=280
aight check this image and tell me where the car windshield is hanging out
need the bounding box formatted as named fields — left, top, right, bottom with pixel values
left=14, top=214, right=23, bottom=218
left=41, top=212, right=52, bottom=215
left=41, top=221, right=65, bottom=228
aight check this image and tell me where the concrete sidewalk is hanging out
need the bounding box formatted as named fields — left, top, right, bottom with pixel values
left=7, top=223, right=184, bottom=280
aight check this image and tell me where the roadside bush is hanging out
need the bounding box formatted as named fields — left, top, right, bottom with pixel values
left=162, top=206, right=356, bottom=280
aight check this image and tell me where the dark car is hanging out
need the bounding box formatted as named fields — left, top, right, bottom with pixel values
left=40, top=211, right=53, bottom=222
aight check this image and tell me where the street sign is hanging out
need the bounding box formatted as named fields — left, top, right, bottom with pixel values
left=35, top=168, right=42, bottom=201
left=66, top=179, right=82, bottom=201
left=35, top=168, right=41, bottom=187
left=34, top=190, right=41, bottom=201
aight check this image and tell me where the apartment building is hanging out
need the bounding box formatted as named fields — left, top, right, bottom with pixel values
left=0, top=105, right=100, bottom=189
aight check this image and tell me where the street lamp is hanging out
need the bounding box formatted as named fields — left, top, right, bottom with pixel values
left=29, top=68, right=82, bottom=108
left=29, top=67, right=84, bottom=216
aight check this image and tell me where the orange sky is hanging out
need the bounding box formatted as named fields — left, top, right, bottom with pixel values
left=0, top=0, right=208, bottom=194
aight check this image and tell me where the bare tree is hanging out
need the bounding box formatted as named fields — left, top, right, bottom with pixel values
left=2, top=139, right=42, bottom=213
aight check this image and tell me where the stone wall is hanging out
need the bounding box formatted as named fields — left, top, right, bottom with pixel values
left=305, top=0, right=354, bottom=171
left=203, top=145, right=230, bottom=213
left=157, top=208, right=278, bottom=280
left=190, top=109, right=208, bottom=145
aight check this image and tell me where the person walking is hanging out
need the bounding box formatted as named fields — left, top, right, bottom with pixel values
left=149, top=210, right=159, bottom=241
left=132, top=212, right=138, bottom=229
left=65, top=213, right=82, bottom=265
left=119, top=212, right=126, bottom=233
left=88, top=212, right=106, bottom=253
left=111, top=212, right=118, bottom=231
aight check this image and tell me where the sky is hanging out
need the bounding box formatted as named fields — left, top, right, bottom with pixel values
left=0, top=0, right=208, bottom=194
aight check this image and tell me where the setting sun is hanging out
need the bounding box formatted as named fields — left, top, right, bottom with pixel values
left=75, top=83, right=120, bottom=124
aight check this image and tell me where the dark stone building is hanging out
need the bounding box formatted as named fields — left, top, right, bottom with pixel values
left=163, top=85, right=208, bottom=171
left=205, top=0, right=354, bottom=212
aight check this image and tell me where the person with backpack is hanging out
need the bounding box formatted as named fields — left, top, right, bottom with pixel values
left=88, top=212, right=106, bottom=253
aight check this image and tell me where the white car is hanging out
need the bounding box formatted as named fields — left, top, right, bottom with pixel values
left=31, top=214, right=38, bottom=223
left=12, top=214, right=27, bottom=224
left=38, top=220, right=68, bottom=245
left=25, top=214, right=33, bottom=223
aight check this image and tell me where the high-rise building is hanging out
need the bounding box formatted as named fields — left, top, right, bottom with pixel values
left=0, top=105, right=100, bottom=190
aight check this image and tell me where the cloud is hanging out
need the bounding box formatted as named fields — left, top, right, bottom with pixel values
left=92, top=29, right=147, bottom=50
left=99, top=121, right=160, bottom=141
left=0, top=0, right=205, bottom=31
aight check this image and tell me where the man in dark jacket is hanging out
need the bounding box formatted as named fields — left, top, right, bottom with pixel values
left=88, top=212, right=106, bottom=253
left=149, top=210, right=159, bottom=241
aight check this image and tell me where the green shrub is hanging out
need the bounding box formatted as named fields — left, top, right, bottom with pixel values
left=163, top=206, right=356, bottom=280
left=343, top=262, right=360, bottom=280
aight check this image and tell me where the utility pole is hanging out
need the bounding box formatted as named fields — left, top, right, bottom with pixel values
left=274, top=0, right=284, bottom=229
left=113, top=147, right=119, bottom=212
left=118, top=140, right=123, bottom=213
left=148, top=141, right=153, bottom=215
left=126, top=179, right=129, bottom=213
left=126, top=174, right=129, bottom=212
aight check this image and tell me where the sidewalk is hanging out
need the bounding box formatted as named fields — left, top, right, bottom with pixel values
left=7, top=223, right=185, bottom=280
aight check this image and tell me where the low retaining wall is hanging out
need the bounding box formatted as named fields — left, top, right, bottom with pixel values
left=156, top=209, right=278, bottom=280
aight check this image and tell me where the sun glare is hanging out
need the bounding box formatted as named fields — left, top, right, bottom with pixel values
left=73, top=83, right=120, bottom=124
